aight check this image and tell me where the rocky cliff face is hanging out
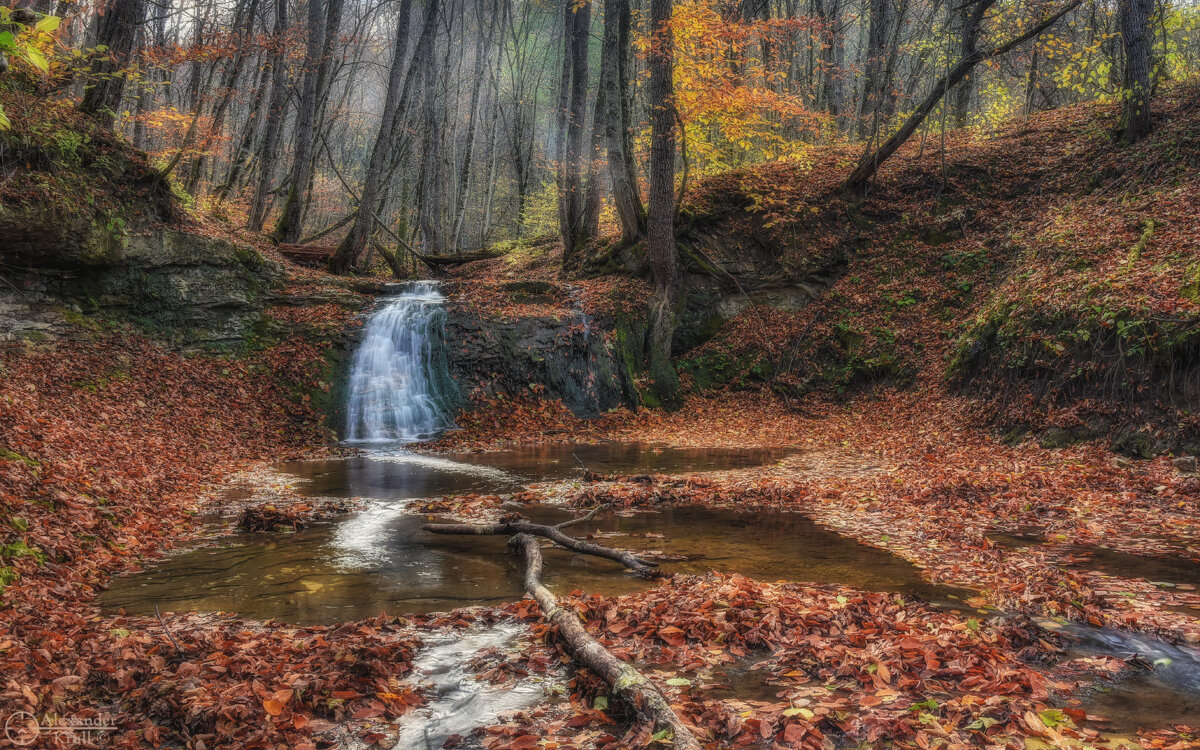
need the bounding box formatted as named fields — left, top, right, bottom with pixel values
left=0, top=211, right=279, bottom=347
left=437, top=281, right=631, bottom=418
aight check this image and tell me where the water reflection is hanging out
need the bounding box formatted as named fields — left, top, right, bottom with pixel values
left=275, top=442, right=795, bottom=500
left=103, top=502, right=965, bottom=625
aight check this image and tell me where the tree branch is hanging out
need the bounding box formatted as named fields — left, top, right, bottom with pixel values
left=843, top=0, right=1080, bottom=193
left=508, top=533, right=702, bottom=749
left=423, top=515, right=661, bottom=577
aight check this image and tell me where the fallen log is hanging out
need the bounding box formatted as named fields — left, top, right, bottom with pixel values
left=278, top=243, right=336, bottom=268
left=423, top=512, right=661, bottom=578
left=507, top=532, right=702, bottom=749
left=422, top=512, right=700, bottom=747
left=414, top=247, right=503, bottom=266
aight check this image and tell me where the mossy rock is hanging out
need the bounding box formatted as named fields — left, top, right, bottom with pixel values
left=1110, top=430, right=1161, bottom=459
left=1038, top=426, right=1102, bottom=449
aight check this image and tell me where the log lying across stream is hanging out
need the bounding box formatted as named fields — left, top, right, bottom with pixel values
left=423, top=511, right=662, bottom=578
left=422, top=514, right=701, bottom=749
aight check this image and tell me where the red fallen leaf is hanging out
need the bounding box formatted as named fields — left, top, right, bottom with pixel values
left=443, top=735, right=465, bottom=748
left=332, top=690, right=363, bottom=699
left=506, top=736, right=540, bottom=749
left=875, top=662, right=891, bottom=682
left=658, top=625, right=686, bottom=646
left=353, top=706, right=384, bottom=719
left=783, top=723, right=808, bottom=743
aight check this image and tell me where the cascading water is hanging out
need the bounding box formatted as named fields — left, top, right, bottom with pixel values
left=344, top=281, right=455, bottom=444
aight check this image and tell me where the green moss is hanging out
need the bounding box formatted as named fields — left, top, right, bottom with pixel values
left=70, top=368, right=130, bottom=392
left=1122, top=219, right=1156, bottom=268
left=947, top=301, right=1017, bottom=378
left=1039, top=426, right=1101, bottom=449
left=678, top=242, right=724, bottom=278
left=1181, top=262, right=1200, bottom=303
left=53, top=305, right=102, bottom=332
left=1111, top=430, right=1159, bottom=459
left=0, top=565, right=18, bottom=596
left=0, top=540, right=44, bottom=565
left=0, top=448, right=39, bottom=467
left=614, top=316, right=647, bottom=408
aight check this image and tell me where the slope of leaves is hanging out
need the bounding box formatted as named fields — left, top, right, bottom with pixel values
left=0, top=87, right=178, bottom=224
left=673, top=84, right=1200, bottom=445
left=0, top=330, right=428, bottom=747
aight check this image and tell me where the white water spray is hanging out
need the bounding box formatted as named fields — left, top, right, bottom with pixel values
left=344, top=281, right=454, bottom=444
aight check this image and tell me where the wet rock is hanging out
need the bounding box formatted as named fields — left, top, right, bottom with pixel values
left=1039, top=426, right=1103, bottom=449
left=1173, top=456, right=1198, bottom=474
left=489, top=281, right=566, bottom=305
left=442, top=305, right=626, bottom=417
left=589, top=216, right=843, bottom=355
left=1110, top=430, right=1161, bottom=460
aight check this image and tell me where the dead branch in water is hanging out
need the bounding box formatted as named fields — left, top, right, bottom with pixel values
left=423, top=512, right=660, bottom=578
left=422, top=514, right=700, bottom=747
left=513, top=532, right=700, bottom=749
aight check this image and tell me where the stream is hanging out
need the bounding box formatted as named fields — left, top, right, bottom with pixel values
left=102, top=444, right=953, bottom=624
left=101, top=288, right=1200, bottom=743
left=100, top=444, right=1200, bottom=740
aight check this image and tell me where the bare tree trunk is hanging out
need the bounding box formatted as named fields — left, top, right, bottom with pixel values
left=647, top=0, right=682, bottom=410
left=214, top=60, right=271, bottom=203
left=557, top=0, right=590, bottom=266
left=601, top=0, right=645, bottom=244
left=421, top=514, right=701, bottom=749
left=451, top=0, right=499, bottom=251
left=856, top=0, right=893, bottom=140
left=1117, top=0, right=1153, bottom=143
left=130, top=31, right=150, bottom=148
left=878, top=0, right=908, bottom=124
left=1023, top=44, right=1039, bottom=116
left=79, top=0, right=148, bottom=128
left=582, top=67, right=606, bottom=240
left=813, top=0, right=844, bottom=123
left=248, top=0, right=290, bottom=232
left=186, top=0, right=261, bottom=195
left=425, top=516, right=662, bottom=576
left=271, top=0, right=329, bottom=243
left=951, top=0, right=988, bottom=128
left=417, top=0, right=446, bottom=254
left=329, top=0, right=416, bottom=273
left=507, top=535, right=699, bottom=748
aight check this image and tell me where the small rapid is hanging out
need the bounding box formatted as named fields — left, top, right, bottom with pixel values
left=390, top=624, right=553, bottom=749
left=344, top=281, right=455, bottom=444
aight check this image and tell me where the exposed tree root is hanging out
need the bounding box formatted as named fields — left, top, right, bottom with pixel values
left=421, top=514, right=700, bottom=748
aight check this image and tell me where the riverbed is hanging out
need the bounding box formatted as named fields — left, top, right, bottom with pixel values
left=101, top=442, right=1200, bottom=743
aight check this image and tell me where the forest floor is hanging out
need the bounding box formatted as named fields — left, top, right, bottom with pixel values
left=419, top=391, right=1200, bottom=749
left=3, top=328, right=1198, bottom=749
left=2, top=90, right=1199, bottom=749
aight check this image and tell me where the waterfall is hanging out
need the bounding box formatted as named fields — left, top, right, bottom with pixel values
left=344, top=281, right=454, bottom=444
